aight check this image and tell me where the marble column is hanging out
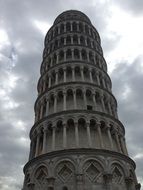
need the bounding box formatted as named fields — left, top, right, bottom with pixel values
left=63, top=91, right=66, bottom=111
left=55, top=71, right=58, bottom=85
left=106, top=126, right=113, bottom=150
left=54, top=94, right=57, bottom=113
left=63, top=123, right=67, bottom=148
left=101, top=95, right=106, bottom=112
left=42, top=128, right=48, bottom=153
left=52, top=126, right=56, bottom=150
left=35, top=133, right=40, bottom=156
left=89, top=69, right=93, bottom=83
left=81, top=67, right=84, bottom=81
left=75, top=122, right=79, bottom=147
left=103, top=173, right=113, bottom=190
left=48, top=75, right=51, bottom=88
left=72, top=67, right=75, bottom=81
left=73, top=90, right=77, bottom=109
left=83, top=91, right=87, bottom=109
left=92, top=93, right=96, bottom=110
left=40, top=103, right=44, bottom=119
left=115, top=132, right=122, bottom=153
left=96, top=71, right=100, bottom=86
left=97, top=123, right=104, bottom=148
left=63, top=68, right=66, bottom=82
left=46, top=98, right=49, bottom=116
left=86, top=122, right=92, bottom=147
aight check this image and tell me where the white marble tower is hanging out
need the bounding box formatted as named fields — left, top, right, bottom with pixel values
left=22, top=10, right=141, bottom=190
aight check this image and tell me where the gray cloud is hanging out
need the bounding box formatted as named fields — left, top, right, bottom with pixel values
left=0, top=0, right=143, bottom=189
left=115, top=0, right=143, bottom=15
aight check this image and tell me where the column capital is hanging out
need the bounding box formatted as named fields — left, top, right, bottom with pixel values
left=103, top=173, right=113, bottom=181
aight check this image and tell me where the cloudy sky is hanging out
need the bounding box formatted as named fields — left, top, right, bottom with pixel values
left=0, top=0, right=143, bottom=189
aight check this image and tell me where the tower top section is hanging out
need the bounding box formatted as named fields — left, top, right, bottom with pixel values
left=54, top=10, right=91, bottom=25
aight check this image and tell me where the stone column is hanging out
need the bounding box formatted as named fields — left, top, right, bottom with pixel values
left=121, top=136, right=128, bottom=155
left=71, top=48, right=74, bottom=60
left=54, top=94, right=57, bottom=113
left=35, top=132, right=40, bottom=156
left=78, top=35, right=80, bottom=44
left=102, top=77, right=106, bottom=88
left=43, top=79, right=46, bottom=92
left=103, top=173, right=113, bottom=190
left=71, top=21, right=73, bottom=31
left=46, top=98, right=49, bottom=116
left=64, top=23, right=66, bottom=32
left=72, top=67, right=75, bottom=81
left=101, top=95, right=105, bottom=112
left=97, top=123, right=104, bottom=148
left=83, top=90, right=87, bottom=109
left=96, top=71, right=100, bottom=85
left=87, top=51, right=90, bottom=62
left=73, top=90, right=77, bottom=109
left=76, top=174, right=83, bottom=190
left=79, top=49, right=82, bottom=60
left=42, top=128, right=48, bottom=153
left=64, top=49, right=66, bottom=61
left=92, top=93, right=96, bottom=110
left=55, top=71, right=58, bottom=85
left=108, top=101, right=112, bottom=115
left=89, top=69, right=93, bottom=83
left=75, top=122, right=79, bottom=147
left=63, top=123, right=67, bottom=148
left=71, top=36, right=73, bottom=44
left=40, top=103, right=44, bottom=119
left=63, top=68, right=66, bottom=82
left=52, top=126, right=56, bottom=150
left=48, top=75, right=51, bottom=88
left=81, top=67, right=84, bottom=81
left=63, top=91, right=66, bottom=111
left=115, top=132, right=122, bottom=153
left=106, top=125, right=113, bottom=150
left=86, top=122, right=92, bottom=147
left=56, top=52, right=59, bottom=64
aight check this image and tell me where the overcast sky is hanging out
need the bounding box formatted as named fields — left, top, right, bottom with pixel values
left=0, top=0, right=143, bottom=189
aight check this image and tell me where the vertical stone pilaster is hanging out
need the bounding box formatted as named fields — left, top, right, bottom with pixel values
left=75, top=122, right=79, bottom=147
left=63, top=123, right=67, bottom=148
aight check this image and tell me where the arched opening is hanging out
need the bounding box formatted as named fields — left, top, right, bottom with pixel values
left=66, top=22, right=71, bottom=32
left=67, top=119, right=75, bottom=148
left=73, top=35, right=78, bottom=44
left=80, top=36, right=85, bottom=45
left=78, top=118, right=86, bottom=147
left=74, top=49, right=80, bottom=59
left=73, top=22, right=77, bottom=31
left=58, top=68, right=64, bottom=83
left=86, top=89, right=93, bottom=110
left=66, top=89, right=74, bottom=109
left=49, top=94, right=54, bottom=114
left=81, top=49, right=87, bottom=60
left=57, top=91, right=63, bottom=112
left=75, top=66, right=81, bottom=81
left=76, top=89, right=83, bottom=109
left=66, top=67, right=72, bottom=82
left=60, top=24, right=64, bottom=33
left=66, top=36, right=71, bottom=45
left=59, top=51, right=64, bottom=61
left=66, top=49, right=72, bottom=59
left=79, top=22, right=83, bottom=32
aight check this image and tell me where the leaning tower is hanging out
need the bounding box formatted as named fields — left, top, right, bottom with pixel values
left=22, top=10, right=141, bottom=190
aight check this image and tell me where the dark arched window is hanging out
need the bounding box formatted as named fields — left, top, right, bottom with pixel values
left=63, top=186, right=68, bottom=190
